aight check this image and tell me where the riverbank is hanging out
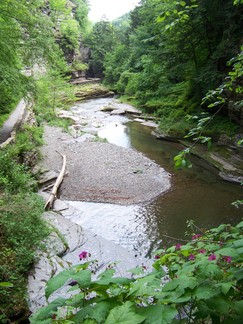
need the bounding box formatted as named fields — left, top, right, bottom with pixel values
left=27, top=98, right=171, bottom=312
left=154, top=131, right=243, bottom=184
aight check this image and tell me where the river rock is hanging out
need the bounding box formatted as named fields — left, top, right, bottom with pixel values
left=38, top=170, right=59, bottom=185
left=110, top=108, right=126, bottom=115
left=125, top=106, right=141, bottom=115
left=219, top=171, right=243, bottom=183
left=75, top=133, right=96, bottom=143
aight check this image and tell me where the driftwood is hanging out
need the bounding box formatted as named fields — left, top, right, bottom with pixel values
left=45, top=153, right=66, bottom=210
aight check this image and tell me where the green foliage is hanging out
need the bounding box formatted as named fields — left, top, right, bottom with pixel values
left=174, top=148, right=192, bottom=169
left=34, top=69, right=75, bottom=127
left=72, top=0, right=91, bottom=35
left=0, top=123, right=50, bottom=321
left=0, top=193, right=49, bottom=321
left=0, top=125, right=44, bottom=193
left=60, top=18, right=80, bottom=50
left=31, top=221, right=243, bottom=323
left=0, top=0, right=58, bottom=113
left=202, top=47, right=243, bottom=112
left=86, top=20, right=116, bottom=77
left=102, top=0, right=242, bottom=136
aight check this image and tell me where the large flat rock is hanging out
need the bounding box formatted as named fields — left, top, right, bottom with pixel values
left=28, top=211, right=149, bottom=313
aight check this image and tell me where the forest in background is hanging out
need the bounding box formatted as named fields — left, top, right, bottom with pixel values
left=0, top=1, right=91, bottom=321
left=0, top=0, right=242, bottom=322
left=87, top=0, right=243, bottom=137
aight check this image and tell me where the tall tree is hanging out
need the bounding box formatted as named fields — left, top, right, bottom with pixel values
left=86, top=20, right=116, bottom=77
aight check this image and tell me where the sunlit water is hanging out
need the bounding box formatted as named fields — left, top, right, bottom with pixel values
left=66, top=98, right=242, bottom=257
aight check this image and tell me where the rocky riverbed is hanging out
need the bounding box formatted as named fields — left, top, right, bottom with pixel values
left=28, top=99, right=171, bottom=312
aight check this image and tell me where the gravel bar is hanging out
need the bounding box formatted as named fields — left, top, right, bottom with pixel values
left=40, top=125, right=171, bottom=205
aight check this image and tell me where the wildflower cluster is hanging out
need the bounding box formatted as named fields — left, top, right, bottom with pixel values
left=31, top=221, right=243, bottom=323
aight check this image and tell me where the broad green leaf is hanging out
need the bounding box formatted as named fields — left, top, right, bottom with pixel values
left=163, top=276, right=197, bottom=293
left=236, top=247, right=243, bottom=255
left=236, top=221, right=243, bottom=228
left=45, top=268, right=91, bottom=299
left=157, top=16, right=165, bottom=23
left=219, top=282, right=233, bottom=295
left=169, top=291, right=193, bottom=303
left=105, top=301, right=146, bottom=324
left=98, top=269, right=116, bottom=279
left=30, top=297, right=66, bottom=322
left=96, top=267, right=131, bottom=285
left=138, top=304, right=177, bottom=324
left=180, top=249, right=191, bottom=257
left=233, top=300, right=243, bottom=315
left=206, top=297, right=230, bottom=314
left=72, top=302, right=112, bottom=323
left=180, top=1, right=186, bottom=6
left=216, top=248, right=238, bottom=258
left=0, top=282, right=13, bottom=287
left=193, top=285, right=219, bottom=300
left=128, top=273, right=159, bottom=297
left=232, top=239, right=243, bottom=248
left=233, top=269, right=243, bottom=281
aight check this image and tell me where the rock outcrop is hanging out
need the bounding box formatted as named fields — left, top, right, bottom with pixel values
left=28, top=206, right=150, bottom=313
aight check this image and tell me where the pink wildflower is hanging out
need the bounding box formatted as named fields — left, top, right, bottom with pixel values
left=188, top=254, right=195, bottom=261
left=175, top=244, right=182, bottom=250
left=79, top=251, right=89, bottom=260
left=223, top=256, right=232, bottom=263
left=208, top=254, right=217, bottom=261
left=199, top=249, right=206, bottom=254
left=192, top=234, right=202, bottom=240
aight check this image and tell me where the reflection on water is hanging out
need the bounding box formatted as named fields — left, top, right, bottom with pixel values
left=64, top=201, right=158, bottom=257
left=127, top=121, right=243, bottom=250
left=69, top=98, right=243, bottom=257
left=98, top=122, right=131, bottom=148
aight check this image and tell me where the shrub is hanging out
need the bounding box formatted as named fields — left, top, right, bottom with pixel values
left=31, top=221, right=243, bottom=323
left=0, top=193, right=49, bottom=321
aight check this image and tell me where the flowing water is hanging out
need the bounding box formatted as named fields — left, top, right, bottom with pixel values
left=67, top=98, right=242, bottom=257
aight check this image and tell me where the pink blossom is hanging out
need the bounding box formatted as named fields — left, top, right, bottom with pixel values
left=208, top=254, right=217, bottom=261
left=79, top=251, right=89, bottom=260
left=199, top=249, right=206, bottom=254
left=192, top=234, right=202, bottom=240
left=223, top=256, right=232, bottom=263
left=188, top=254, right=195, bottom=261
left=175, top=244, right=182, bottom=250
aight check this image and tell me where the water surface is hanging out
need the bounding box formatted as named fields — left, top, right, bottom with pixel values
left=67, top=98, right=242, bottom=256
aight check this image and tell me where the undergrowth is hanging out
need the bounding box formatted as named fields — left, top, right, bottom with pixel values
left=0, top=124, right=50, bottom=322
left=31, top=221, right=243, bottom=323
left=33, top=72, right=75, bottom=129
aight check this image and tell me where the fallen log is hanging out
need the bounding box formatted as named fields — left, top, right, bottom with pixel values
left=45, top=153, right=66, bottom=210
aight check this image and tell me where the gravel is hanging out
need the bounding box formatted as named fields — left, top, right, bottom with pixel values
left=39, top=125, right=171, bottom=205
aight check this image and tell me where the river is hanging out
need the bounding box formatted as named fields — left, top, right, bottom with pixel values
left=66, top=98, right=242, bottom=258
